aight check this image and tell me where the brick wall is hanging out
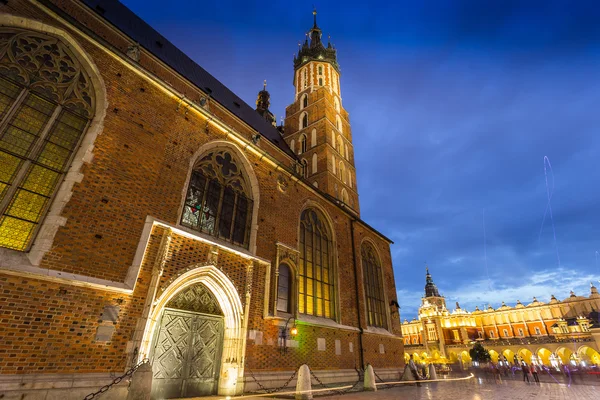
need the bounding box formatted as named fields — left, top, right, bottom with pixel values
left=0, top=0, right=403, bottom=376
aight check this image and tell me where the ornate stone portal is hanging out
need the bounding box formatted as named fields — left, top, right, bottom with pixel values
left=151, top=283, right=224, bottom=398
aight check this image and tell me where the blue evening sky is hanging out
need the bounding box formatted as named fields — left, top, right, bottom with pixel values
left=120, top=0, right=600, bottom=319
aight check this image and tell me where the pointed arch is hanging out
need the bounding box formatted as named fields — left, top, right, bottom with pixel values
left=300, top=111, right=308, bottom=130
left=311, top=128, right=317, bottom=148
left=360, top=239, right=388, bottom=329
left=0, top=18, right=107, bottom=263
left=301, top=159, right=308, bottom=178
left=337, top=135, right=343, bottom=154
left=298, top=206, right=336, bottom=319
left=341, top=188, right=348, bottom=204
left=335, top=114, right=343, bottom=134
left=299, top=134, right=307, bottom=154
left=301, top=93, right=308, bottom=109
left=331, top=130, right=335, bottom=147
left=334, top=97, right=340, bottom=112
left=140, top=265, right=245, bottom=396
left=181, top=141, right=260, bottom=253
left=312, top=153, right=318, bottom=174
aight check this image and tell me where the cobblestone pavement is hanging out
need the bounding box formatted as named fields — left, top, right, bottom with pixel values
left=194, top=379, right=600, bottom=400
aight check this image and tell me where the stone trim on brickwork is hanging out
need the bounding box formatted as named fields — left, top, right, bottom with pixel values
left=0, top=216, right=270, bottom=295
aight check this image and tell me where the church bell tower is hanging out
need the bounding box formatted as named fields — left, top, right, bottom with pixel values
left=283, top=10, right=359, bottom=214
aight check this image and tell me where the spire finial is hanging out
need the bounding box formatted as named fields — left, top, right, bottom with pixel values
left=313, top=7, right=317, bottom=28
left=263, top=80, right=267, bottom=90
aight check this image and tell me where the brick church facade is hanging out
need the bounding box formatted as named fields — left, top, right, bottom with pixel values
left=0, top=1, right=404, bottom=398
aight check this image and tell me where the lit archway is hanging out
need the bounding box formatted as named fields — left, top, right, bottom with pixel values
left=556, top=347, right=573, bottom=364
left=537, top=348, right=552, bottom=365
left=448, top=351, right=458, bottom=363
left=518, top=348, right=532, bottom=364
left=502, top=349, right=516, bottom=365
left=578, top=346, right=600, bottom=365
left=140, top=264, right=245, bottom=396
left=489, top=350, right=499, bottom=363
left=460, top=351, right=471, bottom=363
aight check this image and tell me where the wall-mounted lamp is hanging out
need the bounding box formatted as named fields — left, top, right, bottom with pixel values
left=280, top=316, right=297, bottom=354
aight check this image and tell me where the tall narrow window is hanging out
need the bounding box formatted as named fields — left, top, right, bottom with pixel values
left=318, top=65, right=323, bottom=75
left=181, top=150, right=253, bottom=248
left=302, top=94, right=308, bottom=109
left=302, top=113, right=308, bottom=129
left=0, top=29, right=96, bottom=251
left=299, top=134, right=307, bottom=154
left=319, top=78, right=323, bottom=86
left=362, top=243, right=387, bottom=328
left=298, top=209, right=334, bottom=319
left=277, top=263, right=292, bottom=313
left=301, top=159, right=308, bottom=178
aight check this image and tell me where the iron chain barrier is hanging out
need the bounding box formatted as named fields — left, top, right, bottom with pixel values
left=83, top=358, right=149, bottom=400
left=245, top=367, right=298, bottom=394
left=309, top=368, right=363, bottom=395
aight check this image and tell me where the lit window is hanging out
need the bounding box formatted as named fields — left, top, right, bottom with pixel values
left=0, top=29, right=96, bottom=251
left=298, top=208, right=334, bottom=319
left=362, top=243, right=386, bottom=328
left=181, top=150, right=253, bottom=248
left=277, top=263, right=292, bottom=313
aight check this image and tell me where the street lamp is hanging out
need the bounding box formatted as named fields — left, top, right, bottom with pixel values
left=280, top=316, right=298, bottom=354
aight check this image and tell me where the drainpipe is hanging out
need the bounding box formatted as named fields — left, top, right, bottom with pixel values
left=350, top=219, right=365, bottom=370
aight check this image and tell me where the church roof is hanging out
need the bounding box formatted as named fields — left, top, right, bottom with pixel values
left=79, top=0, right=296, bottom=158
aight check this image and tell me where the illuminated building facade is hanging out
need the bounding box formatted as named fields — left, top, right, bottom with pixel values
left=401, top=268, right=600, bottom=368
left=0, top=1, right=404, bottom=398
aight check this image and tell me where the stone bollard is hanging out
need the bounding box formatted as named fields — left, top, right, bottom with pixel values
left=295, top=364, right=312, bottom=400
left=428, top=364, right=437, bottom=380
left=400, top=365, right=415, bottom=381
left=364, top=364, right=377, bottom=391
left=127, top=361, right=153, bottom=400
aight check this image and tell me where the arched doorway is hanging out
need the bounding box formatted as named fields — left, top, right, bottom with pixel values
left=448, top=351, right=458, bottom=363
left=140, top=265, right=245, bottom=397
left=150, top=283, right=224, bottom=398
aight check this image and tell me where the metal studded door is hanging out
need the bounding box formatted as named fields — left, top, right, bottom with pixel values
left=151, top=308, right=224, bottom=399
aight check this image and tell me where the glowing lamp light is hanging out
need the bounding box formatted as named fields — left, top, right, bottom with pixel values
left=290, top=326, right=298, bottom=336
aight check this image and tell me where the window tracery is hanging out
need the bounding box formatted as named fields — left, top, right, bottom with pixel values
left=181, top=150, right=253, bottom=248
left=0, top=28, right=96, bottom=251
left=298, top=208, right=334, bottom=319
left=362, top=243, right=387, bottom=328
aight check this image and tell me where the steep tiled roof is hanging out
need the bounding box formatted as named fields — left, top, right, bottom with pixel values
left=81, top=0, right=295, bottom=158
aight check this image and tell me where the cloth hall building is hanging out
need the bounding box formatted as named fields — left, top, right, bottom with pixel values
left=401, top=269, right=600, bottom=369
left=0, top=0, right=404, bottom=398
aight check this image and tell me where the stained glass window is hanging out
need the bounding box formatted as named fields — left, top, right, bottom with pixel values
left=362, top=243, right=387, bottom=328
left=181, top=150, right=253, bottom=248
left=0, top=29, right=95, bottom=251
left=298, top=209, right=334, bottom=319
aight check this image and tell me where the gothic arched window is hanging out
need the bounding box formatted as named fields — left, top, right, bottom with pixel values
left=334, top=97, right=340, bottom=112
left=301, top=159, right=308, bottom=178
left=277, top=263, right=292, bottom=313
left=301, top=112, right=308, bottom=129
left=0, top=28, right=96, bottom=251
left=299, top=134, right=307, bottom=154
left=362, top=243, right=387, bottom=328
left=299, top=208, right=334, bottom=319
left=181, top=150, right=253, bottom=248
left=302, top=94, right=308, bottom=109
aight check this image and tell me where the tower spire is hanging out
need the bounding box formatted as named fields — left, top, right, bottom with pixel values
left=313, top=8, right=318, bottom=28
left=424, top=266, right=441, bottom=298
